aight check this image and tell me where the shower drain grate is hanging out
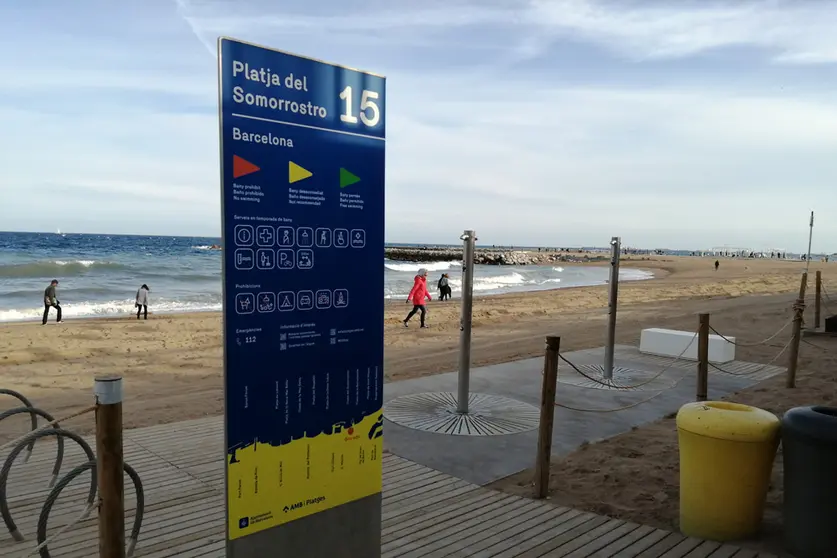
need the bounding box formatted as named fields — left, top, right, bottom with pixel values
left=558, top=364, right=676, bottom=392
left=384, top=392, right=540, bottom=436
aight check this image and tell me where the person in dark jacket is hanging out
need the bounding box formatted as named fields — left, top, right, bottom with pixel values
left=437, top=273, right=452, bottom=301
left=42, top=279, right=63, bottom=325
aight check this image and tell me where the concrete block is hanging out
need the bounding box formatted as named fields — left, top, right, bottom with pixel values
left=639, top=328, right=735, bottom=364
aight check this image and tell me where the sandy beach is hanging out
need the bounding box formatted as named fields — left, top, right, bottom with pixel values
left=0, top=255, right=833, bottom=439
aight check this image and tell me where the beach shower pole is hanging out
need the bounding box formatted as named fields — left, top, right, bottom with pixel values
left=604, top=236, right=621, bottom=380
left=805, top=211, right=814, bottom=276
left=457, top=230, right=476, bottom=414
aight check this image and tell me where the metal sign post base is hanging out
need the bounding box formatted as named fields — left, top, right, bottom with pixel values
left=603, top=236, right=621, bottom=380
left=229, top=495, right=381, bottom=557
left=456, top=230, right=476, bottom=414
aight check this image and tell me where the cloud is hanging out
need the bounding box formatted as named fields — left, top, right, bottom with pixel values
left=0, top=0, right=835, bottom=251
left=524, top=0, right=837, bottom=64
left=174, top=0, right=217, bottom=57
left=177, top=0, right=837, bottom=66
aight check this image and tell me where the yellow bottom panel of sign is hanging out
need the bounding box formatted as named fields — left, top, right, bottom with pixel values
left=227, top=410, right=384, bottom=539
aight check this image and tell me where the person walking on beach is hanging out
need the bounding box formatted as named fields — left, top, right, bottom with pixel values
left=135, top=284, right=150, bottom=320
left=437, top=273, right=452, bottom=301
left=404, top=268, right=431, bottom=328
left=42, top=279, right=63, bottom=325
left=714, top=260, right=720, bottom=271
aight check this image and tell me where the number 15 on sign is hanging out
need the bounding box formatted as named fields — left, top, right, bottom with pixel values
left=339, top=86, right=380, bottom=127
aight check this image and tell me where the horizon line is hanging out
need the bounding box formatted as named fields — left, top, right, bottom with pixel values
left=0, top=230, right=832, bottom=255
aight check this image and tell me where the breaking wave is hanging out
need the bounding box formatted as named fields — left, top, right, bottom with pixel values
left=0, top=260, right=127, bottom=278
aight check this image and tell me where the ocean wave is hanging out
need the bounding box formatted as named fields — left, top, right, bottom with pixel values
left=384, top=260, right=459, bottom=272
left=54, top=260, right=96, bottom=266
left=447, top=271, right=527, bottom=291
left=0, top=260, right=127, bottom=278
left=385, top=271, right=533, bottom=299
left=472, top=272, right=527, bottom=291
left=552, top=266, right=564, bottom=272
left=0, top=298, right=222, bottom=322
left=142, top=272, right=218, bottom=282
left=619, top=269, right=655, bottom=281
left=385, top=267, right=654, bottom=299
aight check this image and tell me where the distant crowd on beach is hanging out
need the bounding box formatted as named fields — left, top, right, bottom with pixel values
left=692, top=251, right=829, bottom=262
left=41, top=280, right=151, bottom=325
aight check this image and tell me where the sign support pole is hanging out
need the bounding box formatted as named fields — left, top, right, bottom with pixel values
left=805, top=211, right=814, bottom=276
left=604, top=236, right=621, bottom=380
left=457, top=230, right=476, bottom=414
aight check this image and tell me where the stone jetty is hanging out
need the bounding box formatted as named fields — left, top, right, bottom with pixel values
left=384, top=246, right=608, bottom=266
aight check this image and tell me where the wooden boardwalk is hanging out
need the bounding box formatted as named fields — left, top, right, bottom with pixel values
left=0, top=416, right=780, bottom=557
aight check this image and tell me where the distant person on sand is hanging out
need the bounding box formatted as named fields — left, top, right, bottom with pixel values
left=135, top=284, right=150, bottom=320
left=404, top=268, right=431, bottom=328
left=714, top=260, right=720, bottom=271
left=42, top=279, right=63, bottom=325
left=437, top=273, right=452, bottom=301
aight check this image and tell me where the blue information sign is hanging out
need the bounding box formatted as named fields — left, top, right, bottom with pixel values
left=218, top=37, right=385, bottom=540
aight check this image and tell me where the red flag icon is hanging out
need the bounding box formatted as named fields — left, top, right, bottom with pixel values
left=233, top=155, right=260, bottom=179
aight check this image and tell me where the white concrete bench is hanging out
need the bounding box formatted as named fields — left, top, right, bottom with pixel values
left=639, top=328, right=735, bottom=364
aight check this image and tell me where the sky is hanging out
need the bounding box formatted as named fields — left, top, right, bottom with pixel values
left=1, top=0, right=835, bottom=252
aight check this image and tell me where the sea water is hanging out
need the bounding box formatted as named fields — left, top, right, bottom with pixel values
left=0, top=232, right=653, bottom=322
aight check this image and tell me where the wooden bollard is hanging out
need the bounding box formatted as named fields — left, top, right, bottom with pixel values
left=815, top=270, right=822, bottom=330
left=95, top=376, right=125, bottom=558
left=535, top=336, right=560, bottom=499
left=697, top=314, right=709, bottom=402
left=786, top=273, right=808, bottom=389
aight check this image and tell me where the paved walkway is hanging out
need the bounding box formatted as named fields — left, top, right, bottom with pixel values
left=0, top=416, right=783, bottom=557
left=383, top=344, right=785, bottom=485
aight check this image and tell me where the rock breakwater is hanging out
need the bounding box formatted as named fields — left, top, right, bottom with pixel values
left=384, top=247, right=609, bottom=266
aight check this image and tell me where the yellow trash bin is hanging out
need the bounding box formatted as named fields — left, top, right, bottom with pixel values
left=677, top=401, right=780, bottom=541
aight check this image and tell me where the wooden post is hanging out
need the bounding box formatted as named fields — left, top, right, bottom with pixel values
left=697, top=314, right=709, bottom=402
left=787, top=273, right=808, bottom=389
left=95, top=376, right=125, bottom=558
left=535, top=336, right=560, bottom=499
left=815, top=270, right=822, bottom=330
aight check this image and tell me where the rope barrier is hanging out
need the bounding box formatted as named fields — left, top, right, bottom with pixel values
left=26, top=506, right=90, bottom=558
left=802, top=338, right=832, bottom=352
left=553, top=333, right=702, bottom=412
left=557, top=330, right=699, bottom=391
left=33, top=460, right=144, bottom=558
left=821, top=283, right=835, bottom=314
left=0, top=393, right=145, bottom=557
left=0, top=391, right=37, bottom=462
left=0, top=407, right=65, bottom=488
left=0, top=429, right=96, bottom=542
left=553, top=366, right=694, bottom=413
left=793, top=299, right=807, bottom=314
left=709, top=320, right=791, bottom=348
left=708, top=338, right=791, bottom=377
left=0, top=405, right=96, bottom=455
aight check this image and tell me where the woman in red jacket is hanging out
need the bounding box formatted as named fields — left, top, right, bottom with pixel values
left=403, top=268, right=431, bottom=328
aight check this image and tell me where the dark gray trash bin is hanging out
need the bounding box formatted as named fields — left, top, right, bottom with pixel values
left=782, top=406, right=837, bottom=558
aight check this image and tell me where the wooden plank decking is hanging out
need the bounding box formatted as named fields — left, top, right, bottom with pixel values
left=0, top=416, right=778, bottom=557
